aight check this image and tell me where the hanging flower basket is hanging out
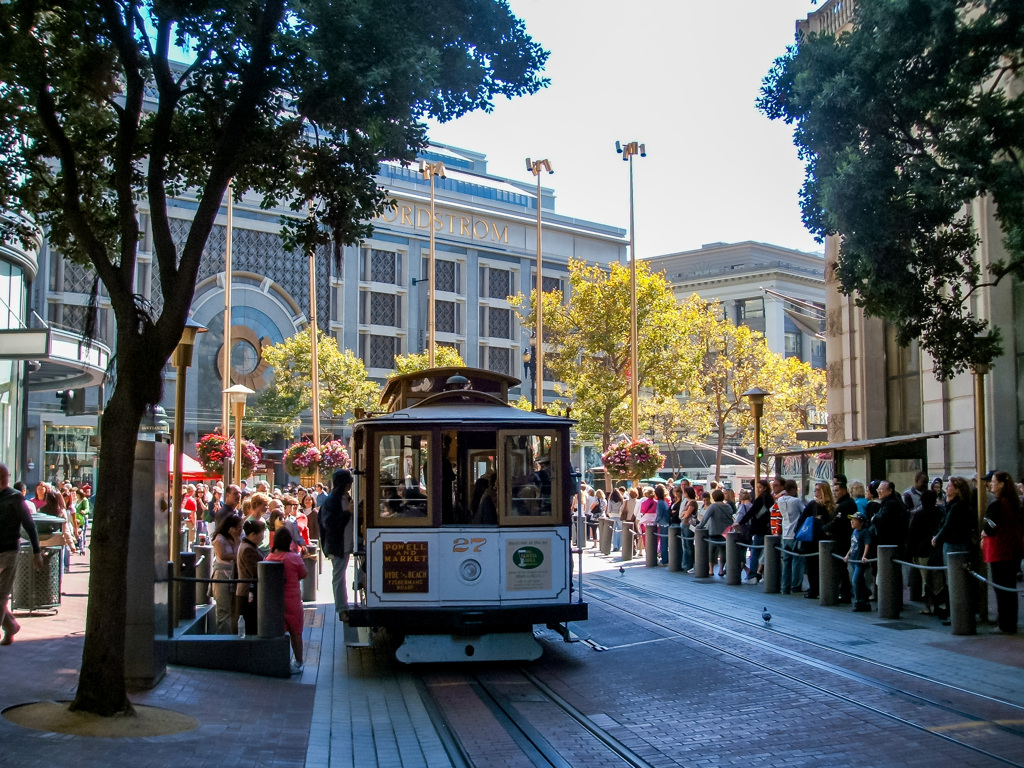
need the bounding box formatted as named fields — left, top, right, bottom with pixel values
left=196, top=433, right=233, bottom=472
left=239, top=439, right=262, bottom=475
left=320, top=440, right=351, bottom=470
left=284, top=441, right=322, bottom=476
left=601, top=438, right=666, bottom=480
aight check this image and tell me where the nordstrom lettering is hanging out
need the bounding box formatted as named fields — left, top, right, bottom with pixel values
left=377, top=202, right=509, bottom=244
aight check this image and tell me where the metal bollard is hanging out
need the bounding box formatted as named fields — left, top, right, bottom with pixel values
left=178, top=551, right=197, bottom=620
left=194, top=544, right=213, bottom=607
left=621, top=521, right=633, bottom=561
left=763, top=535, right=781, bottom=593
left=877, top=545, right=900, bottom=619
left=599, top=517, right=613, bottom=555
left=693, top=528, right=709, bottom=578
left=946, top=551, right=976, bottom=636
left=819, top=540, right=836, bottom=606
left=668, top=525, right=682, bottom=572
left=257, top=560, right=286, bottom=639
left=725, top=532, right=741, bottom=585
left=645, top=523, right=658, bottom=567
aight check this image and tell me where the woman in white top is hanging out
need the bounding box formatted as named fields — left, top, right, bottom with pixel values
left=606, top=487, right=625, bottom=551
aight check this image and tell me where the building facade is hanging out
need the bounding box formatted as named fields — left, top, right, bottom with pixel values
left=23, top=144, right=626, bottom=485
left=645, top=241, right=827, bottom=369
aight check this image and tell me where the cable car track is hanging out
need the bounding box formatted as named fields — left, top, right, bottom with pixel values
left=415, top=665, right=654, bottom=768
left=586, top=575, right=1024, bottom=767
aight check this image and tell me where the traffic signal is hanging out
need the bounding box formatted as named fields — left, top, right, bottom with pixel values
left=56, top=389, right=83, bottom=415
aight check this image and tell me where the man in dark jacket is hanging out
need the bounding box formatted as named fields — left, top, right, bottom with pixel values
left=1, top=464, right=42, bottom=645
left=828, top=474, right=856, bottom=603
left=874, top=480, right=910, bottom=605
left=319, top=468, right=353, bottom=622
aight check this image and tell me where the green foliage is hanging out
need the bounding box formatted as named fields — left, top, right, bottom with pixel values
left=262, top=330, right=381, bottom=429
left=511, top=259, right=703, bottom=450
left=390, top=346, right=466, bottom=377
left=758, top=0, right=1024, bottom=379
left=245, top=379, right=303, bottom=444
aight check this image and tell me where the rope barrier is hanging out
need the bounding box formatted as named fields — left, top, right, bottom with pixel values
left=773, top=543, right=818, bottom=559
left=892, top=558, right=947, bottom=572
left=965, top=567, right=1024, bottom=594
left=831, top=552, right=877, bottom=564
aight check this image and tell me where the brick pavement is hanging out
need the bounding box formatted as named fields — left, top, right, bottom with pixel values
left=1, top=545, right=1021, bottom=767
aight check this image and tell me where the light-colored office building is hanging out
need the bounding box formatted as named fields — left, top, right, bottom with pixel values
left=645, top=240, right=827, bottom=369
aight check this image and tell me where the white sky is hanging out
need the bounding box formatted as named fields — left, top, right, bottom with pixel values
left=426, top=0, right=824, bottom=258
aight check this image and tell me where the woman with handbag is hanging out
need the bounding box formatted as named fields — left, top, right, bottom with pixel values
left=796, top=482, right=835, bottom=599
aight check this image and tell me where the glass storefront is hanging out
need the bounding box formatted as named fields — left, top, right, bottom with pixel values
left=43, top=424, right=97, bottom=486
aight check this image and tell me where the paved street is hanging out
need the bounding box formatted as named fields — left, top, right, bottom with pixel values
left=2, top=546, right=1022, bottom=767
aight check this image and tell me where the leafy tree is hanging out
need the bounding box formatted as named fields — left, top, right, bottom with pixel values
left=681, top=301, right=827, bottom=480
left=0, top=0, right=546, bottom=716
left=758, top=0, right=1024, bottom=380
left=261, top=330, right=380, bottom=435
left=390, top=345, right=466, bottom=377
left=245, top=379, right=303, bottom=444
left=512, top=259, right=703, bottom=452
left=640, top=394, right=700, bottom=479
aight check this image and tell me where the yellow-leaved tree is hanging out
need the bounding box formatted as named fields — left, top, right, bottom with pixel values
left=511, top=259, right=703, bottom=452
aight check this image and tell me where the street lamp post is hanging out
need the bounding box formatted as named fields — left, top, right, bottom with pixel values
left=221, top=180, right=235, bottom=487
left=307, top=200, right=322, bottom=478
left=616, top=140, right=646, bottom=441
left=170, top=320, right=207, bottom=571
left=419, top=160, right=446, bottom=367
left=743, top=387, right=772, bottom=487
left=526, top=158, right=553, bottom=409
left=224, top=384, right=255, bottom=487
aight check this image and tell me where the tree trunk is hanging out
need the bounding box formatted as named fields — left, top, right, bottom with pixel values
left=715, top=422, right=725, bottom=483
left=69, top=374, right=148, bottom=716
left=70, top=326, right=167, bottom=716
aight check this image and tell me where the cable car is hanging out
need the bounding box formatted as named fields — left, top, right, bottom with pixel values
left=347, top=367, right=587, bottom=662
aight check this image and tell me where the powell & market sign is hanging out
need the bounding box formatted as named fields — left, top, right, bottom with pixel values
left=377, top=200, right=510, bottom=244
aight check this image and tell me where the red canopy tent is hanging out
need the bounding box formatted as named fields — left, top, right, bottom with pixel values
left=168, top=446, right=218, bottom=482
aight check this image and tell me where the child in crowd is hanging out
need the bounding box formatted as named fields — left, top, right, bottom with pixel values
left=845, top=510, right=872, bottom=612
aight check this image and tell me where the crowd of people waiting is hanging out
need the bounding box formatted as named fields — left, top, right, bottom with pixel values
left=179, top=471, right=354, bottom=675
left=579, top=469, right=1024, bottom=633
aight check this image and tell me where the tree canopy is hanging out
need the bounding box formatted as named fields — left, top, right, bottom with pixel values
left=0, top=0, right=547, bottom=716
left=390, top=345, right=466, bottom=377
left=758, top=0, right=1024, bottom=380
left=257, top=330, right=380, bottom=436
left=512, top=259, right=703, bottom=450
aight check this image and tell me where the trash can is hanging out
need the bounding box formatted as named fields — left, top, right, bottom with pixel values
left=12, top=545, right=62, bottom=611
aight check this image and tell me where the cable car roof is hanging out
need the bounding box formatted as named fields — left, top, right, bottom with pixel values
left=379, top=366, right=520, bottom=412
left=356, top=389, right=574, bottom=429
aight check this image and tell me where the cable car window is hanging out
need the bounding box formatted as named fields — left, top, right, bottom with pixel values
left=498, top=431, right=560, bottom=525
left=375, top=433, right=431, bottom=526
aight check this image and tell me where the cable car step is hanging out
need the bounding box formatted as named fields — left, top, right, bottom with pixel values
left=343, top=622, right=372, bottom=648
left=545, top=621, right=591, bottom=643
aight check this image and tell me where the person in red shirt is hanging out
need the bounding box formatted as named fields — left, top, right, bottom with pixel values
left=181, top=484, right=198, bottom=550
left=983, top=471, right=1024, bottom=634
